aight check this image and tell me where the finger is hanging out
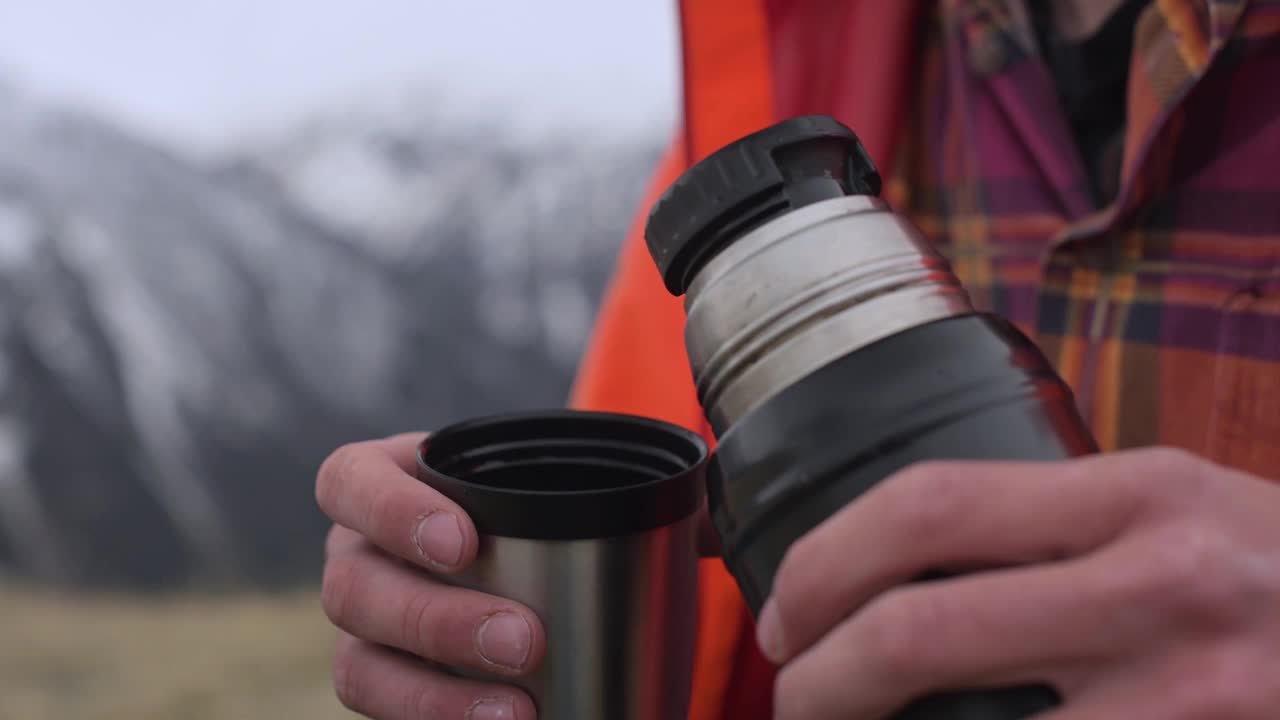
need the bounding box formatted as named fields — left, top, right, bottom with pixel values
left=1026, top=692, right=1146, bottom=720
left=316, top=433, right=479, bottom=573
left=326, top=523, right=368, bottom=557
left=322, top=536, right=545, bottom=676
left=1030, top=648, right=1261, bottom=720
left=772, top=545, right=1162, bottom=720
left=1029, top=692, right=1154, bottom=720
left=761, top=450, right=1163, bottom=662
left=771, top=522, right=1241, bottom=720
left=379, top=432, right=434, bottom=469
left=333, top=630, right=536, bottom=720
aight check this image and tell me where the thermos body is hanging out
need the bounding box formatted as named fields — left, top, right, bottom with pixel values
left=643, top=116, right=1100, bottom=719
left=417, top=411, right=708, bottom=720
left=679, top=194, right=1099, bottom=610
left=707, top=311, right=1091, bottom=719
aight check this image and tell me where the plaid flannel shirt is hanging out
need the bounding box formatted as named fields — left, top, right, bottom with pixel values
left=887, top=0, right=1280, bottom=479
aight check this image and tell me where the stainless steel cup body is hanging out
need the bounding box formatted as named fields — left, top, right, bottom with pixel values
left=450, top=515, right=699, bottom=719
left=417, top=410, right=708, bottom=720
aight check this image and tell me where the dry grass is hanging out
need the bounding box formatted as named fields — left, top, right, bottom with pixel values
left=0, top=582, right=358, bottom=720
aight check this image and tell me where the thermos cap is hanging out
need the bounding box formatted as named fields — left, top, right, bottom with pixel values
left=643, top=115, right=882, bottom=296
left=418, top=410, right=708, bottom=540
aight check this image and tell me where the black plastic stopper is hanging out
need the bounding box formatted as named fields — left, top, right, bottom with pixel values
left=644, top=115, right=882, bottom=296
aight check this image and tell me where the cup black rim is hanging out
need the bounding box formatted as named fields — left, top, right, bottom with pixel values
left=417, top=409, right=709, bottom=540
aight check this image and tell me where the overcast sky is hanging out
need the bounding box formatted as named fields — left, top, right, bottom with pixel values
left=0, top=0, right=680, bottom=153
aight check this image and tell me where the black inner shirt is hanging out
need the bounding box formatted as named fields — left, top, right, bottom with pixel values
left=1029, top=0, right=1151, bottom=204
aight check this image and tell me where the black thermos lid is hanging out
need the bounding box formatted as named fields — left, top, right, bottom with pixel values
left=643, top=115, right=882, bottom=296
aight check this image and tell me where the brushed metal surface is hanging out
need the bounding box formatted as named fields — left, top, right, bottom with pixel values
left=683, top=196, right=976, bottom=429
left=446, top=513, right=700, bottom=720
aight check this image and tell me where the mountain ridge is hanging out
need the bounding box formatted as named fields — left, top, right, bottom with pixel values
left=0, top=81, right=664, bottom=589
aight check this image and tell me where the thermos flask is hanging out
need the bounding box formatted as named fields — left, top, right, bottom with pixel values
left=417, top=410, right=708, bottom=720
left=642, top=115, right=1100, bottom=719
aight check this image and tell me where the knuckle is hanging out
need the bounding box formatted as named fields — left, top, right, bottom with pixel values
left=332, top=641, right=364, bottom=712
left=1140, top=446, right=1210, bottom=504
left=403, top=678, right=443, bottom=720
left=1140, top=530, right=1207, bottom=599
left=1145, top=445, right=1203, bottom=471
left=1174, top=648, right=1265, bottom=720
left=324, top=524, right=349, bottom=559
left=894, top=462, right=966, bottom=540
left=400, top=589, right=440, bottom=659
left=772, top=543, right=806, bottom=611
left=1200, top=655, right=1265, bottom=718
left=316, top=442, right=362, bottom=515
left=321, top=554, right=362, bottom=631
left=773, top=666, right=816, bottom=720
left=772, top=530, right=829, bottom=624
left=770, top=540, right=826, bottom=641
left=861, top=590, right=937, bottom=677
left=1139, top=524, right=1259, bottom=629
left=361, top=473, right=418, bottom=543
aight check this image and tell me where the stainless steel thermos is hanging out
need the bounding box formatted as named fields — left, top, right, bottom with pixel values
left=417, top=410, right=707, bottom=720
left=641, top=115, right=1099, bottom=719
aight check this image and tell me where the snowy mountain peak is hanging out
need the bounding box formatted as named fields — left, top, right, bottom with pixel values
left=0, top=77, right=665, bottom=588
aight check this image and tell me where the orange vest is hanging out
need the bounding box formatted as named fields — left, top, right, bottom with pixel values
left=569, top=2, right=925, bottom=718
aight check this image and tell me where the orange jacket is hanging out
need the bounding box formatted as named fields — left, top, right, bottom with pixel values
left=568, top=2, right=925, bottom=718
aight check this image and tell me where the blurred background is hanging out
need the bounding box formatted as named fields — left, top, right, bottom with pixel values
left=0, top=1, right=678, bottom=717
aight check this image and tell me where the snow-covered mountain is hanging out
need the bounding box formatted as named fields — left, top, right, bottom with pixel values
left=0, top=82, right=664, bottom=588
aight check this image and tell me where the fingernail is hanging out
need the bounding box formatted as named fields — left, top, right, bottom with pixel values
left=756, top=598, right=785, bottom=663
left=477, top=612, right=532, bottom=670
left=468, top=697, right=515, bottom=720
left=414, top=512, right=464, bottom=568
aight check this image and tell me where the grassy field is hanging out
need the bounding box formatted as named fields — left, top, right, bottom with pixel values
left=0, top=583, right=358, bottom=720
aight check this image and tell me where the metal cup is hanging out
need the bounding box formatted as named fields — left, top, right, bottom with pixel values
left=417, top=409, right=708, bottom=720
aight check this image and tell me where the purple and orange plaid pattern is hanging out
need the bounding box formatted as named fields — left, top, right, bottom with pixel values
left=886, top=0, right=1280, bottom=478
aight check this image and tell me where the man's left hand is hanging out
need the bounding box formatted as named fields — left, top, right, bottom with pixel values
left=756, top=447, right=1280, bottom=719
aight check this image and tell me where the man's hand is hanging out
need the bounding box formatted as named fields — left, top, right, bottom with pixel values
left=757, top=447, right=1280, bottom=719
left=315, top=433, right=544, bottom=720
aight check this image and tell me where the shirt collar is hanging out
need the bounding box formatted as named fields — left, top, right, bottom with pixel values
left=944, top=0, right=1254, bottom=78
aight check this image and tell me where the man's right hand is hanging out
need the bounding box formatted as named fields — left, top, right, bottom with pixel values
left=315, top=432, right=544, bottom=720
